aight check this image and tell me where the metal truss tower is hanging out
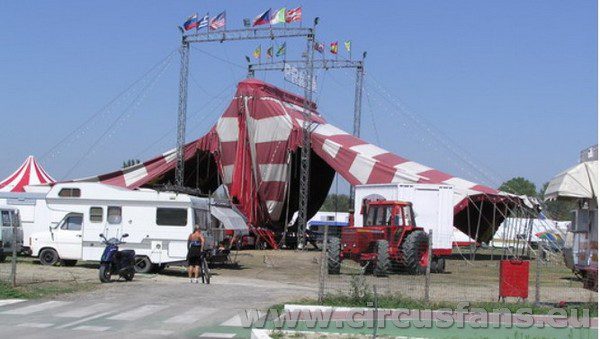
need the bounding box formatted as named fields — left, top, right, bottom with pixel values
left=174, top=26, right=315, bottom=188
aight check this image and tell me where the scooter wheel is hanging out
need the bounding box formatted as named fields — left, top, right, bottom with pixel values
left=122, top=270, right=135, bottom=281
left=99, top=264, right=112, bottom=283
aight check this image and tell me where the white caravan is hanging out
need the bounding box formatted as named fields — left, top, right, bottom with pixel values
left=353, top=183, right=455, bottom=257
left=28, top=182, right=247, bottom=272
left=0, top=192, right=49, bottom=254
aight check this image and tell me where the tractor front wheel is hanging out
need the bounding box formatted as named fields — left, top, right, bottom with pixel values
left=327, top=237, right=341, bottom=275
left=402, top=231, right=429, bottom=275
left=373, top=240, right=390, bottom=276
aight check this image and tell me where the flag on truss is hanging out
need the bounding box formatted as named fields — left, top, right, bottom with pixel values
left=253, top=8, right=271, bottom=26
left=183, top=13, right=199, bottom=31
left=253, top=45, right=261, bottom=59
left=314, top=42, right=324, bottom=53
left=344, top=40, right=351, bottom=52
left=276, top=42, right=286, bottom=57
left=267, top=46, right=273, bottom=58
left=286, top=7, right=302, bottom=23
left=197, top=14, right=209, bottom=29
left=271, top=8, right=286, bottom=25
left=330, top=41, right=339, bottom=54
left=210, top=11, right=226, bottom=30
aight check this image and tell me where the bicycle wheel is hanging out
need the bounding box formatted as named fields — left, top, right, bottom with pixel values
left=201, top=258, right=211, bottom=284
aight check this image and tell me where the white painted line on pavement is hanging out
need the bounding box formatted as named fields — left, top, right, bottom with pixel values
left=141, top=329, right=175, bottom=336
left=72, top=325, right=110, bottom=332
left=0, top=299, right=26, bottom=307
left=220, top=312, right=265, bottom=327
left=18, top=322, right=54, bottom=328
left=164, top=307, right=217, bottom=324
left=199, top=333, right=236, bottom=338
left=108, top=304, right=168, bottom=321
left=2, top=301, right=70, bottom=315
left=56, top=311, right=114, bottom=329
left=56, top=302, right=113, bottom=318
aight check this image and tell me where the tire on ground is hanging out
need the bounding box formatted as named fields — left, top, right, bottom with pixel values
left=134, top=256, right=153, bottom=274
left=373, top=240, right=390, bottom=277
left=436, top=257, right=446, bottom=273
left=430, top=258, right=438, bottom=274
left=327, top=237, right=341, bottom=275
left=401, top=231, right=428, bottom=275
left=39, top=248, right=59, bottom=266
left=99, top=264, right=111, bottom=283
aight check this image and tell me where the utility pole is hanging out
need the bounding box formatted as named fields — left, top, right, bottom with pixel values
left=174, top=26, right=314, bottom=189
left=296, top=18, right=318, bottom=249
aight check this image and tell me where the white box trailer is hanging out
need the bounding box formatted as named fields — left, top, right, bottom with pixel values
left=353, top=183, right=454, bottom=256
left=26, top=182, right=247, bottom=272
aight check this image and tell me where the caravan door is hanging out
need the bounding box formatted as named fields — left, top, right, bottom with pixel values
left=53, top=213, right=83, bottom=260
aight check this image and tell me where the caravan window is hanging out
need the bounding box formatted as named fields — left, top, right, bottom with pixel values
left=107, top=207, right=122, bottom=224
left=60, top=214, right=83, bottom=231
left=58, top=188, right=81, bottom=197
left=90, top=207, right=103, bottom=223
left=156, top=208, right=188, bottom=226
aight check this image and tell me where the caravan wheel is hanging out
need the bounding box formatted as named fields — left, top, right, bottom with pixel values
left=39, top=248, right=59, bottom=266
left=134, top=256, right=153, bottom=273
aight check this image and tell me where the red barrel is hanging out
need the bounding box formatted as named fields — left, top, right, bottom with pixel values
left=499, top=259, right=530, bottom=300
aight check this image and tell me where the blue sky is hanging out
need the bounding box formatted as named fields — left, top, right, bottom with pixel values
left=0, top=1, right=596, bottom=191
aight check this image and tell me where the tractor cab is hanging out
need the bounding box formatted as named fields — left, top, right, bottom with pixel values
left=329, top=200, right=430, bottom=276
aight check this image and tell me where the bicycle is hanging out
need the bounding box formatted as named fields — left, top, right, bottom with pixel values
left=200, top=250, right=211, bottom=284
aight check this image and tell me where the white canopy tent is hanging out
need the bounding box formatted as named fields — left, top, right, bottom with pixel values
left=545, top=161, right=597, bottom=201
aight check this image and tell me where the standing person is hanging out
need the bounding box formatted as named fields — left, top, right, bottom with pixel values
left=187, top=226, right=205, bottom=283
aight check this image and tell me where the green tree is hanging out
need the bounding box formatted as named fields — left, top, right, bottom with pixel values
left=320, top=194, right=351, bottom=212
left=498, top=177, right=537, bottom=197
left=122, top=159, right=141, bottom=168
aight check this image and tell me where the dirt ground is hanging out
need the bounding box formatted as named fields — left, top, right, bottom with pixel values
left=0, top=249, right=595, bottom=304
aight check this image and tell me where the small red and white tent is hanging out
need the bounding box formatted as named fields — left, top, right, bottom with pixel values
left=0, top=156, right=55, bottom=192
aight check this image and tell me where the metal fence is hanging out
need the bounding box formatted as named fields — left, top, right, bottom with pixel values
left=318, top=230, right=597, bottom=306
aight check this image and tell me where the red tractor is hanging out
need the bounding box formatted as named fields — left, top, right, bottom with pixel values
left=328, top=200, right=430, bottom=276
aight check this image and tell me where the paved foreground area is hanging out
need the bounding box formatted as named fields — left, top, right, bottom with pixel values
left=0, top=275, right=315, bottom=338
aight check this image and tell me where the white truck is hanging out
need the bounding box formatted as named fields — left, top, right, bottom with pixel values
left=353, top=183, right=455, bottom=269
left=0, top=192, right=48, bottom=255
left=27, top=182, right=247, bottom=272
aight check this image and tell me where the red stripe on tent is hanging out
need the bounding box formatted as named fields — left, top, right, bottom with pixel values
left=0, top=159, right=29, bottom=189
left=418, top=169, right=454, bottom=184
left=219, top=142, right=238, bottom=166
left=12, top=159, right=32, bottom=192
left=470, top=184, right=498, bottom=195
left=372, top=153, right=409, bottom=167
left=252, top=99, right=288, bottom=119
left=258, top=181, right=287, bottom=201
left=255, top=142, right=288, bottom=164
left=325, top=135, right=367, bottom=149
left=366, top=161, right=397, bottom=184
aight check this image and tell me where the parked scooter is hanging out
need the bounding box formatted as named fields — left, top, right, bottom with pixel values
left=98, top=233, right=135, bottom=283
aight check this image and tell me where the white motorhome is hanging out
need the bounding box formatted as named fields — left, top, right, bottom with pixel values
left=0, top=206, right=24, bottom=255
left=29, top=182, right=247, bottom=272
left=353, top=183, right=455, bottom=258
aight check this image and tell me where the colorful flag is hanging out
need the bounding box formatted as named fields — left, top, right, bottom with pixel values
left=270, top=8, right=286, bottom=25
left=209, top=11, right=226, bottom=30
left=314, top=42, right=324, bottom=53
left=183, top=13, right=199, bottom=31
left=344, top=40, right=351, bottom=52
left=253, top=45, right=261, bottom=59
left=276, top=42, right=286, bottom=57
left=197, top=14, right=209, bottom=29
left=253, top=9, right=271, bottom=26
left=330, top=41, right=339, bottom=54
left=286, top=7, right=302, bottom=23
left=267, top=46, right=273, bottom=58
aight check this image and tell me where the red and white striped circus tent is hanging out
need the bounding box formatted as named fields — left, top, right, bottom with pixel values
left=77, top=79, right=525, bottom=242
left=0, top=156, right=56, bottom=192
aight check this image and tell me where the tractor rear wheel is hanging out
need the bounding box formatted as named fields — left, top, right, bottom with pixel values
left=436, top=257, right=446, bottom=273
left=402, top=231, right=429, bottom=275
left=327, top=237, right=341, bottom=275
left=374, top=240, right=390, bottom=276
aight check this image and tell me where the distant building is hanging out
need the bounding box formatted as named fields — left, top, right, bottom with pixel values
left=580, top=145, right=597, bottom=163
